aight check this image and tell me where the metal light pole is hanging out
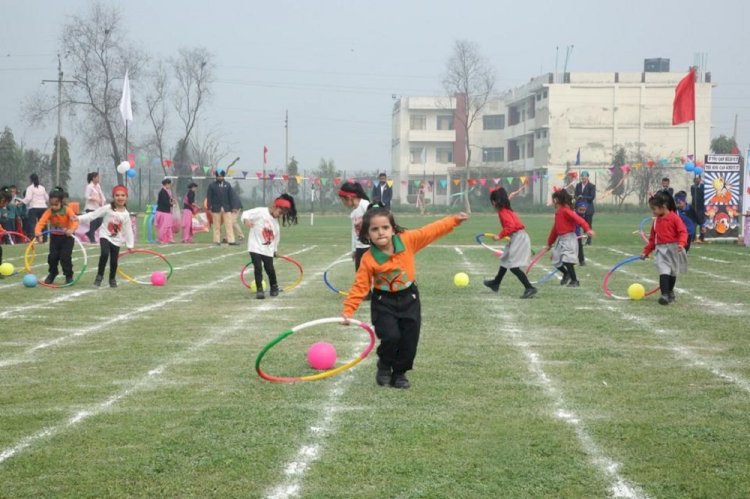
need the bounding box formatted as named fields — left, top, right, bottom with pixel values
left=42, top=54, right=75, bottom=186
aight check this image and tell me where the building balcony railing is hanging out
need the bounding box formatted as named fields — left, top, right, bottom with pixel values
left=505, top=158, right=537, bottom=171
left=407, top=129, right=456, bottom=143
left=506, top=119, right=537, bottom=139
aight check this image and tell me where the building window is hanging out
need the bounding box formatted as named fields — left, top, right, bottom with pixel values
left=436, top=115, right=454, bottom=130
left=410, top=147, right=425, bottom=164
left=436, top=147, right=453, bottom=164
left=508, top=141, right=520, bottom=161
left=410, top=115, right=426, bottom=130
left=527, top=136, right=534, bottom=158
left=542, top=89, right=548, bottom=99
left=483, top=114, right=505, bottom=130
left=482, top=147, right=504, bottom=162
left=508, top=107, right=521, bottom=126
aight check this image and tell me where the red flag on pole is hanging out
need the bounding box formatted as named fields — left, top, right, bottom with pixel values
left=263, top=146, right=268, bottom=165
left=672, top=67, right=696, bottom=125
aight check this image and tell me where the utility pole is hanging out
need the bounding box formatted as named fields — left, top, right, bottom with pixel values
left=284, top=110, right=289, bottom=171
left=42, top=54, right=75, bottom=186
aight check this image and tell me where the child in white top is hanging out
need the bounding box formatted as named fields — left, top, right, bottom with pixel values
left=75, top=185, right=135, bottom=288
left=241, top=194, right=298, bottom=299
left=337, top=182, right=371, bottom=271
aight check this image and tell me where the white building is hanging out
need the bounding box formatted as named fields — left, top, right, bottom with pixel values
left=391, top=69, right=713, bottom=205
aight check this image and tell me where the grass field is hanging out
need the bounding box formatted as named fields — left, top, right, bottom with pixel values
left=1, top=211, right=749, bottom=498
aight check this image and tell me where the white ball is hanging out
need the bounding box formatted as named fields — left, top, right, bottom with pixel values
left=117, top=161, right=131, bottom=174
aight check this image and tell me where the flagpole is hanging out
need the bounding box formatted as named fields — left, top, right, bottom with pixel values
left=262, top=148, right=266, bottom=205
left=693, top=66, right=698, bottom=161
left=124, top=121, right=128, bottom=191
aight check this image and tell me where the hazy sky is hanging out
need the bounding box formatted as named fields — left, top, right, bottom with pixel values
left=1, top=0, right=748, bottom=185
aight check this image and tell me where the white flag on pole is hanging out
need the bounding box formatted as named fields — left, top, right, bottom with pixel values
left=119, top=70, right=133, bottom=125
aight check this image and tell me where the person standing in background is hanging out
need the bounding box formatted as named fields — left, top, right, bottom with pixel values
left=84, top=172, right=106, bottom=243
left=206, top=169, right=238, bottom=245
left=690, top=175, right=706, bottom=243
left=181, top=182, right=199, bottom=243
left=574, top=171, right=596, bottom=246
left=371, top=173, right=392, bottom=210
left=21, top=173, right=49, bottom=242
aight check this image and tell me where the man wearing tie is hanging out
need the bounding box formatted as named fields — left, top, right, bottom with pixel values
left=371, top=173, right=393, bottom=209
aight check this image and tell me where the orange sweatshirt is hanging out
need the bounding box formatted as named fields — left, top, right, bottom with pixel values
left=343, top=215, right=461, bottom=317
left=35, top=206, right=79, bottom=235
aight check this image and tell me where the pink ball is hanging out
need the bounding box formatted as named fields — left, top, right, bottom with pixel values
left=307, top=341, right=337, bottom=370
left=150, top=271, right=166, bottom=286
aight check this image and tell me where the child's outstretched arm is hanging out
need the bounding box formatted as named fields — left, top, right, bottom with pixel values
left=403, top=213, right=468, bottom=253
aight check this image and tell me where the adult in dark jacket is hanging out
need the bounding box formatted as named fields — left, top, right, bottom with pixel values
left=206, top=169, right=238, bottom=245
left=370, top=173, right=393, bottom=209
left=574, top=171, right=596, bottom=245
left=690, top=175, right=706, bottom=242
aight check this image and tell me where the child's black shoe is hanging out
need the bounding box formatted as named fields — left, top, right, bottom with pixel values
left=559, top=275, right=570, bottom=286
left=483, top=279, right=499, bottom=293
left=391, top=373, right=411, bottom=389
left=567, top=280, right=580, bottom=288
left=658, top=295, right=669, bottom=305
left=65, top=276, right=74, bottom=285
left=93, top=275, right=103, bottom=287
left=256, top=291, right=265, bottom=300
left=520, top=287, right=538, bottom=299
left=44, top=274, right=55, bottom=284
left=109, top=279, right=117, bottom=288
left=668, top=292, right=676, bottom=303
left=376, top=364, right=391, bottom=386
left=269, top=286, right=279, bottom=297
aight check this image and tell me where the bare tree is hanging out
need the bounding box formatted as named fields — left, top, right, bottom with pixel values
left=442, top=39, right=496, bottom=213
left=170, top=47, right=214, bottom=178
left=190, top=129, right=230, bottom=173
left=144, top=59, right=169, bottom=177
left=25, top=2, right=146, bottom=183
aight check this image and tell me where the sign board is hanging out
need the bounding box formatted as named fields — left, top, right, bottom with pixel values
left=702, top=154, right=743, bottom=240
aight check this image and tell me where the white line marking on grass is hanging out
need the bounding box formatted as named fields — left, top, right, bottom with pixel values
left=590, top=253, right=746, bottom=316
left=519, top=340, right=645, bottom=499
left=0, top=360, right=165, bottom=464
left=597, top=300, right=750, bottom=394
left=0, top=248, right=310, bottom=368
left=265, top=375, right=353, bottom=499
left=695, top=255, right=731, bottom=264
left=689, top=268, right=750, bottom=288
left=455, top=247, right=647, bottom=499
left=0, top=247, right=245, bottom=320
left=0, top=247, right=320, bottom=465
left=264, top=252, right=366, bottom=499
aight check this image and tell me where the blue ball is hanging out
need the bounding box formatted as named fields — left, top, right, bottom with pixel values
left=23, top=274, right=38, bottom=288
left=126, top=168, right=137, bottom=178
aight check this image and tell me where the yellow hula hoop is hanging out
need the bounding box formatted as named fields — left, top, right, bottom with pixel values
left=24, top=230, right=88, bottom=288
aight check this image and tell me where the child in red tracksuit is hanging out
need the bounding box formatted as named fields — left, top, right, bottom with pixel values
left=483, top=187, right=537, bottom=298
left=34, top=188, right=79, bottom=285
left=641, top=192, right=688, bottom=305
left=546, top=190, right=594, bottom=287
